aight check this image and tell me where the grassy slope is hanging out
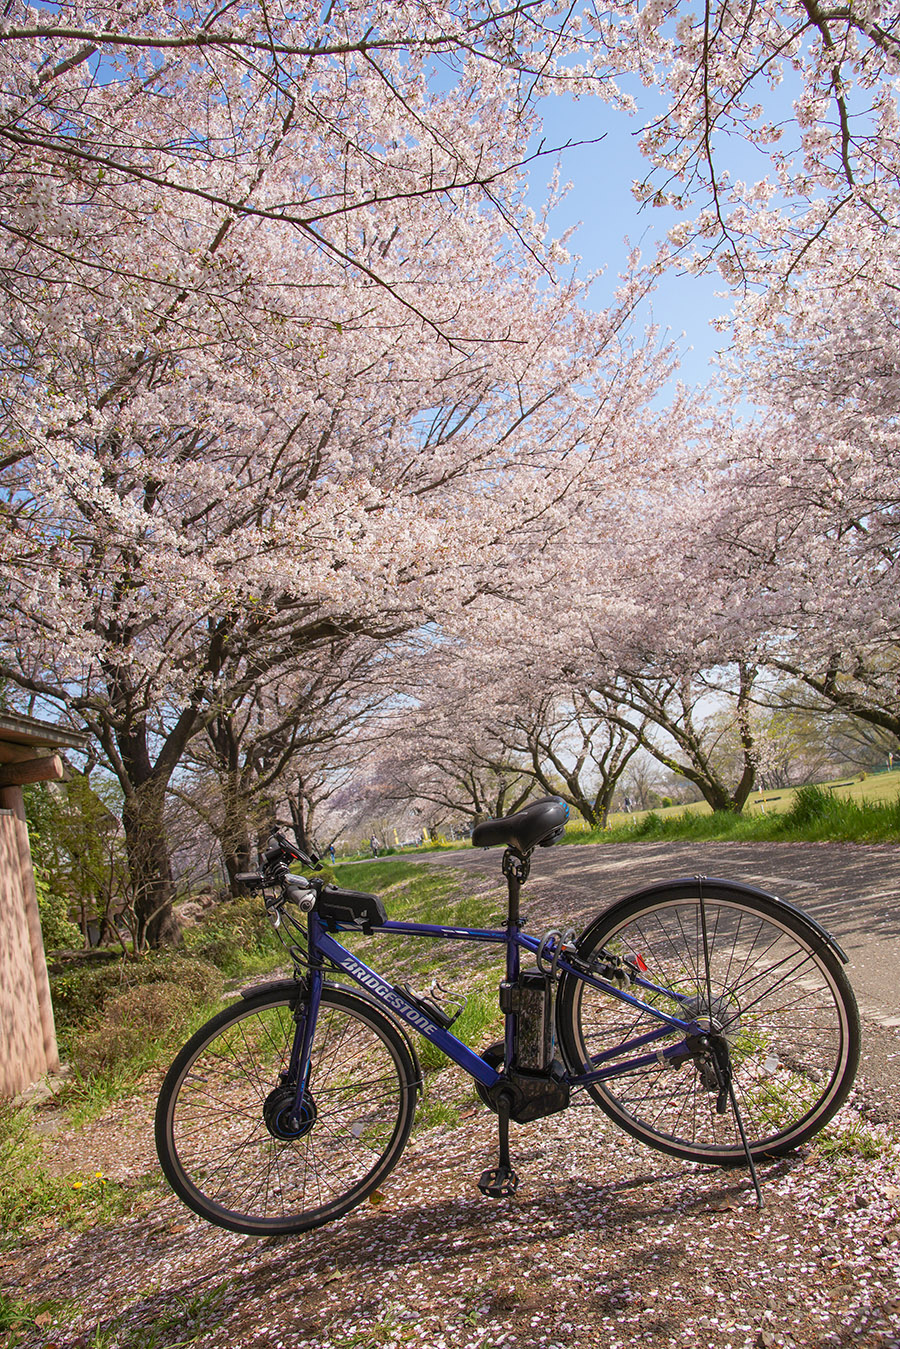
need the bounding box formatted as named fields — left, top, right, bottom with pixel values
left=564, top=776, right=900, bottom=846
left=349, top=773, right=900, bottom=856
left=592, top=767, right=900, bottom=833
left=340, top=774, right=900, bottom=862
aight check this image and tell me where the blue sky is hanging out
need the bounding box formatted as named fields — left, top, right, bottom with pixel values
left=533, top=94, right=732, bottom=392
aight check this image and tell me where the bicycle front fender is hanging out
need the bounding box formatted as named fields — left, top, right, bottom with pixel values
left=239, top=976, right=424, bottom=1091
left=240, top=977, right=305, bottom=1001
left=578, top=875, right=849, bottom=964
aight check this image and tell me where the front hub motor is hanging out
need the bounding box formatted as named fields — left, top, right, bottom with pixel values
left=263, top=1085, right=317, bottom=1140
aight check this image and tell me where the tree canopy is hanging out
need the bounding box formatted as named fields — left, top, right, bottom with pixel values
left=3, top=2, right=900, bottom=936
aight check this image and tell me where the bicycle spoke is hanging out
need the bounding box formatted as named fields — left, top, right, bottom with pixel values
left=157, top=987, right=415, bottom=1234
left=559, top=888, right=858, bottom=1164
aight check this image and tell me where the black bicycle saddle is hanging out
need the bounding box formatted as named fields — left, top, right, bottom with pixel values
left=471, top=796, right=570, bottom=854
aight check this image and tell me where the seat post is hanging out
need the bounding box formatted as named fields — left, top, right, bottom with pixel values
left=501, top=849, right=530, bottom=927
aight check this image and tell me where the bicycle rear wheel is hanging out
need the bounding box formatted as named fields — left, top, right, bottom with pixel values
left=557, top=885, right=859, bottom=1165
left=155, top=983, right=418, bottom=1235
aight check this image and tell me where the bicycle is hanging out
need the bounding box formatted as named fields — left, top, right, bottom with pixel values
left=155, top=796, right=860, bottom=1236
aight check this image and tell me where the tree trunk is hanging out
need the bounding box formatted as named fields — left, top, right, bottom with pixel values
left=289, top=789, right=316, bottom=858
left=509, top=699, right=641, bottom=829
left=223, top=833, right=254, bottom=897
left=220, top=778, right=254, bottom=897
left=121, top=781, right=181, bottom=948
left=597, top=671, right=758, bottom=815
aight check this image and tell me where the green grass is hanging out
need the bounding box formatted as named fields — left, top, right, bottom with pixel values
left=0, top=1104, right=143, bottom=1246
left=335, top=772, right=900, bottom=860
left=179, top=894, right=285, bottom=976
left=451, top=986, right=503, bottom=1047
left=812, top=1118, right=890, bottom=1163
left=562, top=781, right=900, bottom=846
left=1, top=1262, right=230, bottom=1346
left=48, top=902, right=286, bottom=1124
left=329, top=862, right=504, bottom=1099
left=327, top=1303, right=422, bottom=1349
left=332, top=858, right=456, bottom=926
left=413, top=985, right=503, bottom=1072
left=331, top=860, right=503, bottom=984
left=413, top=1093, right=463, bottom=1131
left=0, top=1289, right=79, bottom=1347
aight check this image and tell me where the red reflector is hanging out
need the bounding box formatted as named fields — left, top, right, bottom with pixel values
left=633, top=953, right=648, bottom=972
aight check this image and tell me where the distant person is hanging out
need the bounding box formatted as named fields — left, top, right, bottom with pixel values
left=370, top=835, right=380, bottom=857
left=624, top=797, right=632, bottom=813
left=329, top=843, right=336, bottom=865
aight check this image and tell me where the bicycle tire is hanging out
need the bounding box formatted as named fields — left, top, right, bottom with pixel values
left=155, top=983, right=418, bottom=1235
left=556, top=884, right=859, bottom=1165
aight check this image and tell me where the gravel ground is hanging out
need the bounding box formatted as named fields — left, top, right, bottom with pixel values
left=4, top=850, right=900, bottom=1349
left=3, top=1069, right=900, bottom=1349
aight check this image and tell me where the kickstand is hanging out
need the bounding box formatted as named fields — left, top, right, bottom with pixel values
left=727, top=1079, right=764, bottom=1210
left=478, top=1092, right=518, bottom=1198
left=697, top=876, right=763, bottom=1211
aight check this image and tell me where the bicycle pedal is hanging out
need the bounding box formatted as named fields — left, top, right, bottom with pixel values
left=478, top=1165, right=519, bottom=1198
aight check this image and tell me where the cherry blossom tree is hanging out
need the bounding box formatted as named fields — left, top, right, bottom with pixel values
left=686, top=274, right=900, bottom=749
left=500, top=687, right=642, bottom=827
left=603, top=1, right=900, bottom=303
left=0, top=2, right=608, bottom=329
left=381, top=626, right=647, bottom=829
left=7, top=1, right=898, bottom=312
left=180, top=636, right=397, bottom=891
left=569, top=661, right=763, bottom=814
left=0, top=5, right=680, bottom=943
left=376, top=677, right=535, bottom=829
left=9, top=0, right=896, bottom=926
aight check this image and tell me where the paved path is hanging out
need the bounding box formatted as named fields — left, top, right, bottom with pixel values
left=420, top=838, right=900, bottom=1118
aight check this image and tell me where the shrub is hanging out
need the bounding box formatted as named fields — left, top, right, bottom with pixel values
left=50, top=957, right=134, bottom=1032
left=50, top=953, right=222, bottom=1034
left=72, top=980, right=196, bottom=1077
left=632, top=811, right=664, bottom=838
left=132, top=955, right=223, bottom=1003
left=108, top=981, right=196, bottom=1032
left=182, top=895, right=280, bottom=975
left=780, top=784, right=835, bottom=829
left=34, top=873, right=82, bottom=952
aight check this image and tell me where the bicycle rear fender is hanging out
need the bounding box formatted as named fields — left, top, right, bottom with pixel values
left=579, top=875, right=849, bottom=964
left=239, top=977, right=424, bottom=1090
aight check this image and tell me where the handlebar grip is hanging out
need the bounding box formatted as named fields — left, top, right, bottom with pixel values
left=284, top=880, right=315, bottom=912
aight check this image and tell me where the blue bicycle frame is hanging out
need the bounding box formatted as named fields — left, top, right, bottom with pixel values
left=292, top=910, right=705, bottom=1100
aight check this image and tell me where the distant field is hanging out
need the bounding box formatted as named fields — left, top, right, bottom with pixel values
left=338, top=769, right=900, bottom=860
left=591, top=767, right=900, bottom=834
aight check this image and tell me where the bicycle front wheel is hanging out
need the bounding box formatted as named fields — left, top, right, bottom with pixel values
left=557, top=885, right=859, bottom=1165
left=155, top=983, right=418, bottom=1235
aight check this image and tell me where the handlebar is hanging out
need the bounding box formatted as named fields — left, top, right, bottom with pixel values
left=236, top=834, right=385, bottom=934
left=283, top=878, right=316, bottom=912
left=237, top=834, right=321, bottom=902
